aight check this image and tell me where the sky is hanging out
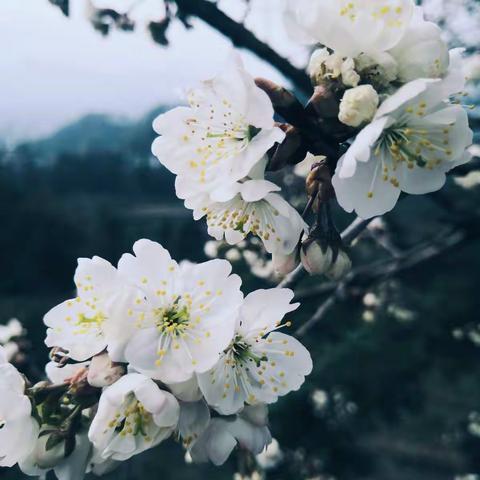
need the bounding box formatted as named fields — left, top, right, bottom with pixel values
left=0, top=0, right=306, bottom=144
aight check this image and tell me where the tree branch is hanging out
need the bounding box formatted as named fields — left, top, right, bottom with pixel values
left=173, top=0, right=312, bottom=95
left=294, top=224, right=479, bottom=337
left=278, top=216, right=374, bottom=290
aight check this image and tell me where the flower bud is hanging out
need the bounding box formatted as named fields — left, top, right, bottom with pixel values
left=272, top=250, right=299, bottom=276
left=300, top=242, right=334, bottom=275
left=327, top=250, right=352, bottom=280
left=308, top=48, right=334, bottom=83
left=256, top=438, right=283, bottom=470
left=340, top=57, right=360, bottom=87
left=338, top=85, right=379, bottom=128
left=87, top=352, right=125, bottom=388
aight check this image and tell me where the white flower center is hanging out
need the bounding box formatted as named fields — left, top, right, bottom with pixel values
left=183, top=93, right=260, bottom=185
left=154, top=301, right=191, bottom=337
left=366, top=102, right=454, bottom=198
left=203, top=198, right=282, bottom=244
left=70, top=310, right=106, bottom=336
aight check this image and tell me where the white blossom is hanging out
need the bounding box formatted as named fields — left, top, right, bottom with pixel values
left=203, top=240, right=219, bottom=258
left=44, top=256, right=133, bottom=362
left=88, top=373, right=179, bottom=461
left=0, top=318, right=24, bottom=344
left=341, top=57, right=361, bottom=87
left=186, top=180, right=306, bottom=256
left=284, top=0, right=415, bottom=57
left=308, top=48, right=360, bottom=87
left=225, top=248, right=242, bottom=262
left=0, top=347, right=39, bottom=467
left=151, top=54, right=284, bottom=203
left=332, top=56, right=473, bottom=219
left=338, top=85, right=379, bottom=128
left=117, top=239, right=243, bottom=384
left=454, top=171, right=480, bottom=190
left=20, top=431, right=92, bottom=480
left=256, top=437, right=283, bottom=470
left=389, top=7, right=449, bottom=82
left=190, top=404, right=271, bottom=466
left=197, top=289, right=312, bottom=415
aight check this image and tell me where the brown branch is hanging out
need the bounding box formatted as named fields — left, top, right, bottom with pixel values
left=294, top=224, right=479, bottom=337
left=173, top=0, right=312, bottom=95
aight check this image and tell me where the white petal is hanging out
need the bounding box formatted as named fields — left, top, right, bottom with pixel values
left=333, top=155, right=401, bottom=219
left=238, top=180, right=280, bottom=202
left=239, top=289, right=299, bottom=337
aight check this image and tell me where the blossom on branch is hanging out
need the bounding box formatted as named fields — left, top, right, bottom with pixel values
left=186, top=179, right=306, bottom=255
left=0, top=347, right=39, bottom=467
left=332, top=55, right=473, bottom=219
left=88, top=373, right=179, bottom=461
left=197, top=289, right=312, bottom=415
left=190, top=404, right=272, bottom=466
left=284, top=0, right=415, bottom=57
left=117, top=239, right=243, bottom=384
left=44, top=256, right=132, bottom=362
left=152, top=54, right=284, bottom=203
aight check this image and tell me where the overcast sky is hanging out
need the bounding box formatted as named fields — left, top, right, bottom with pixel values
left=0, top=0, right=307, bottom=144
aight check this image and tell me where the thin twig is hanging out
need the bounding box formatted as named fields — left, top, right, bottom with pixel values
left=294, top=225, right=476, bottom=338
left=278, top=216, right=374, bottom=290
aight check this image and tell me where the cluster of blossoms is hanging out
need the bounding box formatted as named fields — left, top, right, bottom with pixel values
left=148, top=0, right=473, bottom=279
left=151, top=54, right=306, bottom=261
left=0, top=240, right=312, bottom=478
left=285, top=0, right=473, bottom=219
left=1, top=1, right=475, bottom=478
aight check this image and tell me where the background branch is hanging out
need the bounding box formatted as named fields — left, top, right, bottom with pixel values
left=294, top=222, right=480, bottom=337
left=173, top=0, right=312, bottom=95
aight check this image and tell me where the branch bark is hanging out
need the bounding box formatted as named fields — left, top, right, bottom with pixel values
left=173, top=0, right=312, bottom=95
left=294, top=224, right=479, bottom=337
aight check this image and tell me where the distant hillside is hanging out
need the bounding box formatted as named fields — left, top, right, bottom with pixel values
left=13, top=105, right=173, bottom=162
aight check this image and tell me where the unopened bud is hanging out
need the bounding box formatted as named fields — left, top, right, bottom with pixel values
left=341, top=57, right=360, bottom=87
left=338, top=85, right=379, bottom=128
left=327, top=250, right=352, bottom=280
left=301, top=242, right=333, bottom=275
left=301, top=241, right=351, bottom=279
left=87, top=352, right=125, bottom=388
left=272, top=250, right=299, bottom=276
